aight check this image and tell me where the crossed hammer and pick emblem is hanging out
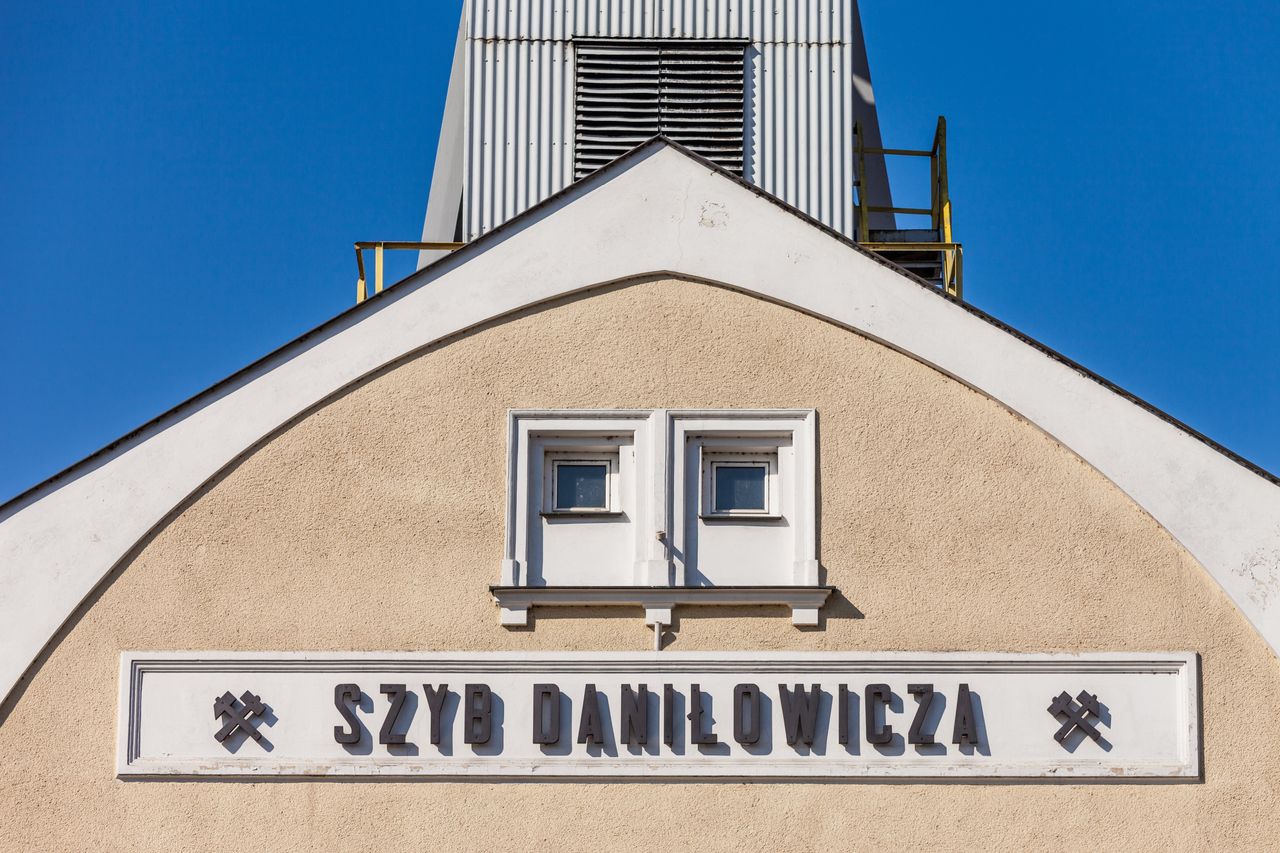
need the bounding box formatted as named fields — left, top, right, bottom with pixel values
left=213, top=690, right=267, bottom=744
left=1048, top=690, right=1105, bottom=744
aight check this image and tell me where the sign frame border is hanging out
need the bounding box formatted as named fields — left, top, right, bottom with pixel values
left=116, top=650, right=1201, bottom=782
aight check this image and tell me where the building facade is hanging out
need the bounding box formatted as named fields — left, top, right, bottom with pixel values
left=3, top=2, right=1280, bottom=850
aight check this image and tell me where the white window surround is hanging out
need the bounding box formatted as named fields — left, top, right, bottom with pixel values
left=671, top=413, right=818, bottom=588
left=544, top=453, right=619, bottom=515
left=702, top=450, right=779, bottom=518
left=502, top=411, right=660, bottom=592
left=496, top=409, right=827, bottom=629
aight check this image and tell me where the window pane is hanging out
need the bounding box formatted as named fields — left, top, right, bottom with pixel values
left=556, top=464, right=608, bottom=510
left=714, top=465, right=766, bottom=512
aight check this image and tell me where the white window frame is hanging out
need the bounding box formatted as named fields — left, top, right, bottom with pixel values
left=498, top=410, right=825, bottom=628
left=502, top=411, right=661, bottom=595
left=671, top=411, right=818, bottom=590
left=702, top=452, right=779, bottom=518
left=544, top=453, right=619, bottom=515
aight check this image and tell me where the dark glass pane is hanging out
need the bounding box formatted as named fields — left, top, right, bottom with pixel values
left=556, top=464, right=608, bottom=509
left=714, top=465, right=766, bottom=512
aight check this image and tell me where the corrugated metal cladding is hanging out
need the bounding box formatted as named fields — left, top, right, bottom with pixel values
left=463, top=0, right=864, bottom=241
left=468, top=0, right=854, bottom=42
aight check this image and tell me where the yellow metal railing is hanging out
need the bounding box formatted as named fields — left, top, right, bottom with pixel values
left=854, top=116, right=962, bottom=299
left=355, top=241, right=466, bottom=303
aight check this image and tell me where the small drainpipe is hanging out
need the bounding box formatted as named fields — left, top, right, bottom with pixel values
left=653, top=529, right=668, bottom=652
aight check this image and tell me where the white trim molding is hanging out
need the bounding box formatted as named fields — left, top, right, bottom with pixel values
left=489, top=585, right=836, bottom=628
left=2, top=141, right=1279, bottom=706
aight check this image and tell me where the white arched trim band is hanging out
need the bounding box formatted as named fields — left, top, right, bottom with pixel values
left=3, top=141, right=1279, bottom=706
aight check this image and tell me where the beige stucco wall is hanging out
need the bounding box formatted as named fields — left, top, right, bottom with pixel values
left=1, top=277, right=1277, bottom=851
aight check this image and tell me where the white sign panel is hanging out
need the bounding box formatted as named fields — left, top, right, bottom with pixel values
left=118, top=652, right=1199, bottom=780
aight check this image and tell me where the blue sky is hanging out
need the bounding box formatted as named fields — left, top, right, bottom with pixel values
left=2, top=1, right=1277, bottom=504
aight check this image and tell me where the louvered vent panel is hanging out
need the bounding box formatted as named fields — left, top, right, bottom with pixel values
left=575, top=40, right=746, bottom=180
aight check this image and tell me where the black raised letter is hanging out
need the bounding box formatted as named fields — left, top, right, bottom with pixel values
left=733, top=684, right=762, bottom=746
left=464, top=683, right=492, bottom=745
left=952, top=683, right=980, bottom=746
left=688, top=683, right=718, bottom=745
left=423, top=683, right=449, bottom=745
left=838, top=685, right=850, bottom=745
left=379, top=683, right=409, bottom=745
left=577, top=684, right=606, bottom=745
left=907, top=683, right=936, bottom=745
left=778, top=684, right=822, bottom=746
left=333, top=683, right=362, bottom=745
left=620, top=684, right=649, bottom=746
left=865, top=683, right=893, bottom=745
left=663, top=684, right=677, bottom=746
left=532, top=684, right=561, bottom=745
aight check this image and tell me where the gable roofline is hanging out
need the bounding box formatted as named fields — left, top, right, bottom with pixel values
left=3, top=139, right=1280, bottom=710
left=4, top=134, right=1274, bottom=523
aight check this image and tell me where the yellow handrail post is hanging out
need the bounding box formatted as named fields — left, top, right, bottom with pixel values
left=854, top=121, right=870, bottom=243
left=930, top=124, right=940, bottom=234
left=935, top=117, right=955, bottom=290
left=351, top=241, right=468, bottom=304
left=355, top=244, right=368, bottom=304
left=949, top=245, right=963, bottom=300
left=936, top=117, right=951, bottom=244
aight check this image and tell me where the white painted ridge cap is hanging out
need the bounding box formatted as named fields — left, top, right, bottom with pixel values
left=1, top=138, right=1278, bottom=710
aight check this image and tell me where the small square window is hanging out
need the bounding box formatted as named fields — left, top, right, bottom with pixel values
left=701, top=450, right=779, bottom=519
left=555, top=463, right=609, bottom=511
left=713, top=463, right=768, bottom=513
left=543, top=453, right=620, bottom=515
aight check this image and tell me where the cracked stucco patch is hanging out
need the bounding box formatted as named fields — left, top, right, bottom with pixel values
left=1234, top=546, right=1280, bottom=610
left=698, top=201, right=728, bottom=229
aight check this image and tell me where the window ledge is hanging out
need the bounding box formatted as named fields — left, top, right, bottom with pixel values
left=490, top=585, right=835, bottom=628
left=539, top=511, right=626, bottom=519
